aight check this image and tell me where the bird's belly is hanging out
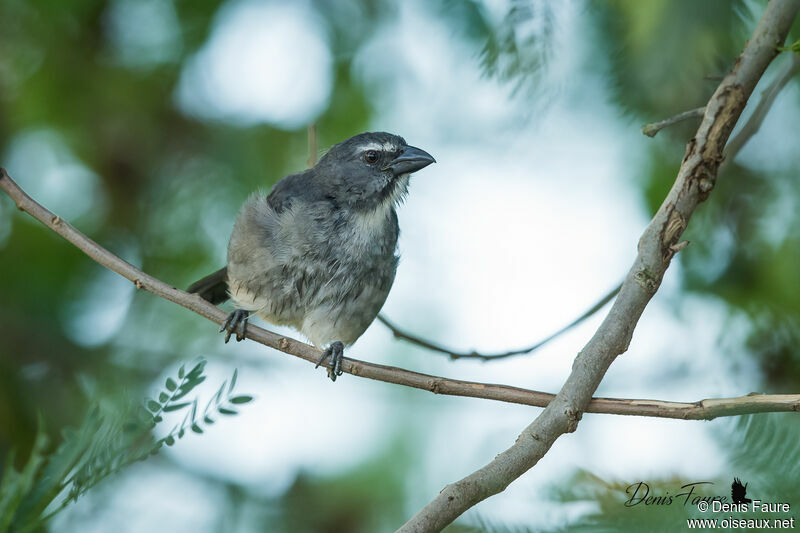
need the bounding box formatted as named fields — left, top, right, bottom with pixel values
left=228, top=256, right=396, bottom=345
left=300, top=275, right=393, bottom=347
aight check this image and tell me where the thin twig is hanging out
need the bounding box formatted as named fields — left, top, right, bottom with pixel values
left=399, top=2, right=800, bottom=531
left=642, top=51, right=799, bottom=144
left=307, top=123, right=318, bottom=168
left=383, top=54, right=800, bottom=366
left=642, top=106, right=706, bottom=137
left=723, top=52, right=800, bottom=162
left=378, top=283, right=621, bottom=361
left=2, top=169, right=799, bottom=421
left=383, top=41, right=800, bottom=365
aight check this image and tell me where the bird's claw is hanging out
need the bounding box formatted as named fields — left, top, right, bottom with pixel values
left=220, top=309, right=249, bottom=343
left=315, top=341, right=344, bottom=381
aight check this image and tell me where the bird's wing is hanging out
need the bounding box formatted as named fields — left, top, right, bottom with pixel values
left=229, top=192, right=282, bottom=263
left=266, top=169, right=342, bottom=259
left=267, top=169, right=320, bottom=214
left=229, top=177, right=327, bottom=270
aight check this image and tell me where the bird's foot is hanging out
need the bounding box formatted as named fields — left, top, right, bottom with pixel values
left=315, top=341, right=344, bottom=382
left=220, top=309, right=249, bottom=343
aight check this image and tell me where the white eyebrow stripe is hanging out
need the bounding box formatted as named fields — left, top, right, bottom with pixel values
left=358, top=142, right=397, bottom=152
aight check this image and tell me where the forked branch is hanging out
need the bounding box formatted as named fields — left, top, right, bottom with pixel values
left=399, top=1, right=800, bottom=531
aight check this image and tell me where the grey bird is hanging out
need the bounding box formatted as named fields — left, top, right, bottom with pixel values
left=188, top=132, right=435, bottom=381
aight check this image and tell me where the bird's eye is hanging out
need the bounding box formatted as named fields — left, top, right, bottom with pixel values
left=364, top=150, right=379, bottom=164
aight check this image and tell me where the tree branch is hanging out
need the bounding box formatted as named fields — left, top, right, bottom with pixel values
left=307, top=123, right=318, bottom=168
left=2, top=169, right=800, bottom=420
left=385, top=33, right=799, bottom=366
left=377, top=283, right=621, bottom=361
left=642, top=106, right=706, bottom=137
left=398, top=1, right=800, bottom=531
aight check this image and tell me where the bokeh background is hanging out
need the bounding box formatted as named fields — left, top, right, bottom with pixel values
left=1, top=0, right=800, bottom=531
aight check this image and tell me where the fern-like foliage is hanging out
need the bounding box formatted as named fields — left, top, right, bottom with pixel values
left=478, top=0, right=555, bottom=94
left=459, top=414, right=800, bottom=533
left=0, top=421, right=49, bottom=533
left=718, top=413, right=800, bottom=503
left=0, top=359, right=252, bottom=533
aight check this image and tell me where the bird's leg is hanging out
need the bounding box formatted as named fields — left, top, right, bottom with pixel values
left=315, top=341, right=344, bottom=381
left=220, top=309, right=249, bottom=343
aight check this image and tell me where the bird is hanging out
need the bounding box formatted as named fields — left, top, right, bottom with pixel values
left=188, top=132, right=435, bottom=381
left=731, top=478, right=752, bottom=504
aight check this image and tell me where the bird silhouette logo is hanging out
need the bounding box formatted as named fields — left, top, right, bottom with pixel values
left=731, top=478, right=752, bottom=504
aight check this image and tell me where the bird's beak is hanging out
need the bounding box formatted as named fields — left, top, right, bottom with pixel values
left=384, top=145, right=436, bottom=176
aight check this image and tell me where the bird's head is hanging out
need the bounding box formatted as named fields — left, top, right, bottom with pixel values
left=314, top=132, right=435, bottom=210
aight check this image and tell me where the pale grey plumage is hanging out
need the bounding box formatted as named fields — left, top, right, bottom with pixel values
left=189, top=132, right=435, bottom=381
left=226, top=174, right=401, bottom=347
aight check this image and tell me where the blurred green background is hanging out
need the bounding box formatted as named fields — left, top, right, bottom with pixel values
left=1, top=0, right=799, bottom=531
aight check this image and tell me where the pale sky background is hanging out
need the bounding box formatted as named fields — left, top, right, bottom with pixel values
left=16, top=0, right=794, bottom=530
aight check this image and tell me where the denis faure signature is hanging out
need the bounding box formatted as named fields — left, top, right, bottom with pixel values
left=623, top=478, right=788, bottom=510
left=624, top=481, right=723, bottom=508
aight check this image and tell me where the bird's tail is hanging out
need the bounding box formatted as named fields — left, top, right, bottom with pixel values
left=187, top=267, right=229, bottom=305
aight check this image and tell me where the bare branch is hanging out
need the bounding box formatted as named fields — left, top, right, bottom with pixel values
left=377, top=283, right=621, bottom=361
left=3, top=169, right=800, bottom=421
left=387, top=34, right=798, bottom=366
left=642, top=106, right=706, bottom=137
left=375, top=0, right=797, bottom=369
left=399, top=1, right=800, bottom=531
